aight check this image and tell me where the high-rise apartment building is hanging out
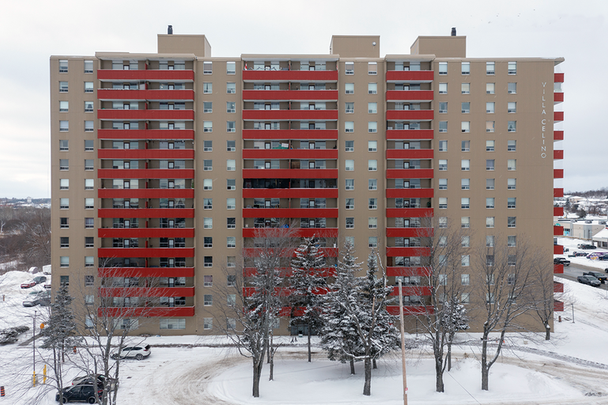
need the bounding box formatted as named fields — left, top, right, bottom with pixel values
left=50, top=30, right=565, bottom=335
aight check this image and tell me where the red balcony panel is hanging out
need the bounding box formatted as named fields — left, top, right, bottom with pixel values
left=98, top=228, right=194, bottom=238
left=554, top=92, right=564, bottom=103
left=98, top=189, right=194, bottom=199
left=98, top=109, right=194, bottom=121
left=387, top=110, right=434, bottom=121
left=390, top=285, right=432, bottom=296
left=386, top=129, right=434, bottom=140
left=386, top=267, right=431, bottom=277
left=97, top=69, right=194, bottom=81
left=242, top=149, right=338, bottom=160
left=554, top=149, right=564, bottom=160
left=98, top=248, right=194, bottom=258
left=386, top=247, right=431, bottom=257
left=242, top=208, right=339, bottom=218
left=386, top=71, right=434, bottom=82
left=554, top=264, right=564, bottom=274
left=386, top=149, right=433, bottom=160
left=554, top=73, right=564, bottom=83
left=243, top=267, right=335, bottom=278
left=386, top=228, right=433, bottom=238
left=554, top=169, right=564, bottom=179
left=242, top=70, right=338, bottom=82
left=554, top=245, right=564, bottom=255
left=99, top=306, right=195, bottom=318
left=97, top=129, right=194, bottom=140
left=242, top=110, right=338, bottom=121
left=98, top=267, right=194, bottom=278
left=553, top=226, right=564, bottom=236
left=242, top=188, right=338, bottom=199
left=243, top=129, right=338, bottom=140
left=554, top=281, right=564, bottom=293
left=242, top=247, right=338, bottom=258
left=242, top=168, right=338, bottom=179
left=554, top=207, right=564, bottom=216
left=554, top=111, right=564, bottom=122
left=386, top=90, right=434, bottom=101
left=98, top=169, right=194, bottom=179
left=387, top=305, right=434, bottom=316
left=386, top=188, right=434, bottom=199
left=554, top=188, right=564, bottom=198
left=98, top=149, right=194, bottom=160
left=243, top=228, right=338, bottom=238
left=99, top=287, right=195, bottom=298
left=97, top=89, right=194, bottom=101
left=242, top=90, right=338, bottom=101
left=553, top=300, right=564, bottom=312
left=554, top=130, right=564, bottom=141
left=386, top=169, right=434, bottom=179
left=386, top=208, right=434, bottom=218
left=98, top=208, right=195, bottom=218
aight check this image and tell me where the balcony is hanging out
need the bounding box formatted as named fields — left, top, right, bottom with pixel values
left=97, top=109, right=194, bottom=121
left=554, top=245, right=563, bottom=255
left=243, top=267, right=335, bottom=278
left=243, top=228, right=338, bottom=238
left=97, top=129, right=194, bottom=140
left=243, top=149, right=338, bottom=160
left=554, top=149, right=563, bottom=160
left=99, top=306, right=195, bottom=318
left=554, top=130, right=564, bottom=141
left=386, top=305, right=434, bottom=315
left=386, top=208, right=433, bottom=218
left=386, top=188, right=434, bottom=199
left=242, top=188, right=338, bottom=199
left=554, top=300, right=564, bottom=312
left=386, top=90, right=434, bottom=102
left=97, top=69, right=194, bottom=81
left=554, top=281, right=564, bottom=293
left=386, top=169, right=434, bottom=179
left=98, top=247, right=194, bottom=258
left=97, top=169, right=194, bottom=179
left=386, top=71, right=434, bottom=82
left=242, top=129, right=338, bottom=140
left=386, top=129, right=434, bottom=140
left=554, top=169, right=564, bottom=179
left=98, top=208, right=195, bottom=218
left=242, top=247, right=338, bottom=257
left=98, top=188, right=195, bottom=199
left=98, top=149, right=194, bottom=160
left=98, top=228, right=195, bottom=238
left=386, top=266, right=430, bottom=277
left=386, top=149, right=433, bottom=160
left=554, top=73, right=564, bottom=83
left=389, top=285, right=432, bottom=296
left=554, top=188, right=564, bottom=198
left=242, top=168, right=338, bottom=179
left=386, top=247, right=431, bottom=257
left=387, top=110, right=434, bottom=121
left=554, top=264, right=563, bottom=274
left=98, top=287, right=195, bottom=298
left=242, top=90, right=338, bottom=101
left=386, top=228, right=433, bottom=238
left=554, top=207, right=564, bottom=216
left=554, top=111, right=564, bottom=122
left=242, top=208, right=339, bottom=218
left=97, top=89, right=194, bottom=101
left=553, top=226, right=564, bottom=237
left=98, top=267, right=195, bottom=278
left=554, top=92, right=564, bottom=103
left=242, top=70, right=338, bottom=82
left=242, top=109, right=338, bottom=121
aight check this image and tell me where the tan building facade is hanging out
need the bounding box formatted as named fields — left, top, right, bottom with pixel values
left=50, top=31, right=565, bottom=335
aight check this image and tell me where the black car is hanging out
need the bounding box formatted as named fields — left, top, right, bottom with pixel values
left=578, top=244, right=596, bottom=250
left=55, top=384, right=102, bottom=403
left=568, top=252, right=587, bottom=257
left=72, top=374, right=118, bottom=389
left=554, top=257, right=571, bottom=266
left=577, top=275, right=601, bottom=287
left=583, top=272, right=608, bottom=283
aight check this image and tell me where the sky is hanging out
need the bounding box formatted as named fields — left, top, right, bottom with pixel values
left=0, top=0, right=606, bottom=198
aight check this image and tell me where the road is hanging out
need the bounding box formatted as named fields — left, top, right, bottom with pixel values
left=557, top=262, right=608, bottom=290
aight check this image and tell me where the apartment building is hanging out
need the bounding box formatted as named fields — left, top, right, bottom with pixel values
left=50, top=30, right=565, bottom=335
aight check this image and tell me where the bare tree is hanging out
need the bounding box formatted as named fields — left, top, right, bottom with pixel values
left=528, top=260, right=556, bottom=340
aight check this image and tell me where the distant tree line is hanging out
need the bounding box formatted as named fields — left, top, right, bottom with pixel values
left=0, top=206, right=50, bottom=271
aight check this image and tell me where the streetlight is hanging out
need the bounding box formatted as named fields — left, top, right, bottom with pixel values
left=33, top=310, right=36, bottom=387
left=397, top=279, right=408, bottom=405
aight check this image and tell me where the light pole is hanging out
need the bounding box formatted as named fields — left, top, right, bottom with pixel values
left=33, top=310, right=36, bottom=387
left=397, top=279, right=408, bottom=405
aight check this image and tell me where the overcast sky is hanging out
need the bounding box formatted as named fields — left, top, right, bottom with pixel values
left=0, top=0, right=605, bottom=198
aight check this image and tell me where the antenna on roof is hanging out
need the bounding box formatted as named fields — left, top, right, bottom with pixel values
left=451, top=27, right=456, bottom=36
left=168, top=25, right=173, bottom=35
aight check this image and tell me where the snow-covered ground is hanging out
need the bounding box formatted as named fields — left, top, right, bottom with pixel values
left=2, top=263, right=608, bottom=404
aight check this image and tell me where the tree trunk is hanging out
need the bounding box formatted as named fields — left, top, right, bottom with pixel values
left=350, top=358, right=355, bottom=375
left=435, top=356, right=444, bottom=392
left=481, top=334, right=489, bottom=391
left=545, top=323, right=551, bottom=341
left=372, top=358, right=377, bottom=369
left=447, top=348, right=452, bottom=372
left=252, top=359, right=262, bottom=398
left=269, top=334, right=274, bottom=381
left=363, top=357, right=372, bottom=396
left=307, top=323, right=312, bottom=362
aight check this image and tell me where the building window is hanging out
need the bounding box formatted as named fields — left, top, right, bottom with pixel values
left=461, top=140, right=470, bottom=152
left=204, top=218, right=212, bottom=229
left=203, top=179, right=213, bottom=190
left=461, top=198, right=470, bottom=209
left=345, top=121, right=354, bottom=133
left=227, top=237, right=236, bottom=248
left=461, top=236, right=470, bottom=248
left=346, top=198, right=354, bottom=210
left=508, top=235, right=517, bottom=247
left=204, top=236, right=213, bottom=248
left=345, top=179, right=354, bottom=190
left=203, top=318, right=213, bottom=330
left=486, top=83, right=495, bottom=94
left=60, top=81, right=68, bottom=93
left=461, top=159, right=470, bottom=171
left=461, top=83, right=470, bottom=94
left=368, top=237, right=377, bottom=248
left=85, top=218, right=94, bottom=228
left=345, top=160, right=354, bottom=171
left=227, top=258, right=236, bottom=269
left=60, top=217, right=69, bottom=228
left=438, top=62, right=448, bottom=75
left=368, top=83, right=377, bottom=94
left=508, top=178, right=516, bottom=190
left=486, top=178, right=495, bottom=190
left=84, top=82, right=93, bottom=93
left=345, top=140, right=354, bottom=152
left=345, top=102, right=354, bottom=113
left=368, top=61, right=377, bottom=75
left=439, top=197, right=447, bottom=209
left=508, top=140, right=517, bottom=152
left=439, top=121, right=447, bottom=133
left=438, top=217, right=447, bottom=228
left=203, top=102, right=212, bottom=113
left=84, top=101, right=94, bottom=112
left=508, top=121, right=517, bottom=132
left=60, top=179, right=69, bottom=190
left=461, top=255, right=470, bottom=267
left=160, top=319, right=186, bottom=330
left=461, top=217, right=470, bottom=228
left=461, top=62, right=470, bottom=75
left=203, top=61, right=212, bottom=74
left=438, top=159, right=447, bottom=171
left=85, top=179, right=94, bottom=190
left=486, top=217, right=495, bottom=228
left=507, top=159, right=517, bottom=171
left=59, top=140, right=69, bottom=151
left=368, top=102, right=377, bottom=114
left=368, top=141, right=377, bottom=152
left=85, top=198, right=94, bottom=209
left=60, top=237, right=69, bottom=248
left=84, top=140, right=94, bottom=151
left=508, top=102, right=517, bottom=113
left=438, top=83, right=447, bottom=94
left=368, top=122, right=377, bottom=133
left=486, top=140, right=495, bottom=152
left=345, top=61, right=354, bottom=75
left=508, top=216, right=516, bottom=228
left=84, top=121, right=94, bottom=132
left=461, top=121, right=470, bottom=133
left=203, top=198, right=212, bottom=209
left=84, top=275, right=94, bottom=287
left=59, top=120, right=69, bottom=132
left=227, top=178, right=236, bottom=190
left=227, top=198, right=236, bottom=210
left=368, top=217, right=377, bottom=229
left=227, top=159, right=236, bottom=171
left=368, top=160, right=377, bottom=171
left=227, top=102, right=236, bottom=113
left=203, top=83, right=213, bottom=94
left=227, top=218, right=236, bottom=229
left=60, top=257, right=69, bottom=268
left=486, top=62, right=495, bottom=75
left=345, top=83, right=354, bottom=94
left=346, top=217, right=354, bottom=229
left=203, top=294, right=213, bottom=306
left=486, top=102, right=495, bottom=113
left=59, top=101, right=69, bottom=112
left=59, top=60, right=68, bottom=73
left=461, top=102, right=470, bottom=114
left=204, top=160, right=212, bottom=171
left=486, top=121, right=495, bottom=133
left=203, top=121, right=213, bottom=132
left=508, top=82, right=517, bottom=94
left=439, top=102, right=448, bottom=113
left=486, top=159, right=495, bottom=171
left=368, top=179, right=377, bottom=190
left=486, top=198, right=495, bottom=209
left=84, top=60, right=94, bottom=73
left=226, top=61, right=236, bottom=74
left=227, top=82, right=236, bottom=94
left=508, top=61, right=517, bottom=75
left=85, top=256, right=94, bottom=267
left=461, top=178, right=469, bottom=190
left=227, top=121, right=236, bottom=132
left=507, top=197, right=517, bottom=209
left=368, top=198, right=377, bottom=209
left=59, top=159, right=69, bottom=171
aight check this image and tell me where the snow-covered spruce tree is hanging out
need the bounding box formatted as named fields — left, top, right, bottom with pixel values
left=319, top=240, right=363, bottom=374
left=289, top=236, right=327, bottom=362
left=442, top=298, right=469, bottom=372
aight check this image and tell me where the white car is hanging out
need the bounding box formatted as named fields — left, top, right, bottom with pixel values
left=111, top=345, right=151, bottom=360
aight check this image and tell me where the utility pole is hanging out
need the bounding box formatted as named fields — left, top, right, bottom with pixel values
left=33, top=310, right=36, bottom=387
left=397, top=280, right=408, bottom=405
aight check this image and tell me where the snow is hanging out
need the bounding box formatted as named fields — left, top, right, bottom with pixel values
left=2, top=266, right=608, bottom=404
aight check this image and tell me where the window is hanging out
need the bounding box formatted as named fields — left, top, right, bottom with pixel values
left=368, top=179, right=377, bottom=190
left=507, top=197, right=517, bottom=209
left=59, top=101, right=69, bottom=112
left=486, top=121, right=495, bottom=133
left=438, top=159, right=447, bottom=171
left=84, top=121, right=94, bottom=132
left=204, top=218, right=213, bottom=229
left=438, top=179, right=447, bottom=190
left=85, top=218, right=94, bottom=228
left=84, top=101, right=94, bottom=112
left=368, top=198, right=377, bottom=209
left=461, top=198, right=470, bottom=209
left=226, top=102, right=236, bottom=113
left=461, top=255, right=470, bottom=267
left=204, top=237, right=213, bottom=248
left=438, top=83, right=447, bottom=94
left=84, top=140, right=94, bottom=151
left=368, top=83, right=377, bottom=94
left=84, top=275, right=94, bottom=287
left=60, top=257, right=69, bottom=268
left=508, top=82, right=517, bottom=94
left=203, top=61, right=212, bottom=74
left=59, top=120, right=69, bottom=132
left=461, top=121, right=470, bottom=133
left=203, top=179, right=213, bottom=190
left=59, top=139, right=69, bottom=151
left=85, top=256, right=94, bottom=267
left=59, top=60, right=68, bottom=73
left=203, top=83, right=213, bottom=94
left=461, top=62, right=470, bottom=75
left=486, top=159, right=495, bottom=171
left=461, top=102, right=470, bottom=114
left=508, top=61, right=517, bottom=75
left=227, top=198, right=236, bottom=210
left=486, top=62, right=495, bottom=75
left=461, top=178, right=470, bottom=190
left=345, top=140, right=354, bottom=152
left=486, top=83, right=495, bottom=94
left=461, top=83, right=470, bottom=94
left=508, top=102, right=517, bottom=113
left=438, top=62, right=447, bottom=75
left=508, top=121, right=517, bottom=132
left=368, top=122, right=377, bottom=133
left=507, top=159, right=517, bottom=171
left=368, top=237, right=377, bottom=248
left=508, top=235, right=517, bottom=247
left=439, top=102, right=448, bottom=113
left=227, top=237, right=236, bottom=248
left=345, top=179, right=354, bottom=190
left=204, top=318, right=213, bottom=330
left=203, top=294, right=213, bottom=306
left=461, top=140, right=470, bottom=152
left=85, top=198, right=94, bottom=209
left=368, top=160, right=377, bottom=171
left=227, top=258, right=236, bottom=269
left=345, top=160, right=354, bottom=171
left=203, top=121, right=213, bottom=132
left=85, top=179, right=94, bottom=190
left=225, top=82, right=236, bottom=94
left=60, top=217, right=69, bottom=228
left=345, top=121, right=354, bottom=133
left=367, top=102, right=378, bottom=114
left=60, top=179, right=69, bottom=190
left=486, top=140, right=495, bottom=152
left=486, top=178, right=495, bottom=190
left=59, top=159, right=69, bottom=171
left=345, top=83, right=354, bottom=94
left=346, top=198, right=354, bottom=210
left=227, top=179, right=236, bottom=190
left=160, top=319, right=186, bottom=330
left=204, top=160, right=212, bottom=171
left=438, top=217, right=447, bottom=228
left=368, top=141, right=377, bottom=152
left=486, top=217, right=495, bottom=228
left=486, top=197, right=495, bottom=209
left=369, top=217, right=377, bottom=229
left=203, top=198, right=212, bottom=209
left=437, top=140, right=447, bottom=152
left=439, top=121, right=447, bottom=133
left=461, top=217, right=470, bottom=228
left=508, top=178, right=516, bottom=190
left=486, top=102, right=495, bottom=113
left=227, top=159, right=236, bottom=171
left=345, top=61, right=354, bottom=74
left=226, top=61, right=236, bottom=74
left=507, top=140, right=517, bottom=152
left=461, top=159, right=470, bottom=171
left=84, top=81, right=93, bottom=93
left=461, top=237, right=470, bottom=248
left=345, top=102, right=354, bottom=113
left=227, top=218, right=236, bottom=229
left=368, top=61, right=377, bottom=75
left=346, top=217, right=354, bottom=229
left=439, top=197, right=447, bottom=209
left=60, top=237, right=69, bottom=248
left=203, top=102, right=212, bottom=113
left=60, top=81, right=68, bottom=92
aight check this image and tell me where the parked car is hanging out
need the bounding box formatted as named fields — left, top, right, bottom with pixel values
left=55, top=384, right=102, bottom=403
left=111, top=345, right=151, bottom=360
left=599, top=255, right=608, bottom=261
left=20, top=276, right=47, bottom=289
left=578, top=244, right=596, bottom=250
left=577, top=275, right=601, bottom=287
left=554, top=257, right=571, bottom=266
left=22, top=291, right=51, bottom=307
left=583, top=272, right=608, bottom=283
left=72, top=374, right=118, bottom=389
left=568, top=252, right=587, bottom=257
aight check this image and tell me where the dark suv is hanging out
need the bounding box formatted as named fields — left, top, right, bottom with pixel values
left=554, top=257, right=571, bottom=266
left=584, top=272, right=608, bottom=283
left=56, top=384, right=102, bottom=403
